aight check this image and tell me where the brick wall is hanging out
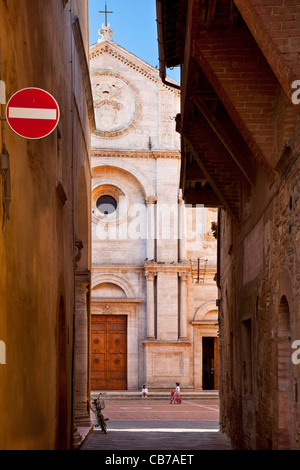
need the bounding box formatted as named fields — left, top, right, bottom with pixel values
left=234, top=0, right=300, bottom=108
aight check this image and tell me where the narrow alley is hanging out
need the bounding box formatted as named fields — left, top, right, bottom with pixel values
left=1, top=0, right=300, bottom=452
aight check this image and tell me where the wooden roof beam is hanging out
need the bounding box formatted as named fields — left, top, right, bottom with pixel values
left=205, top=0, right=218, bottom=29
left=183, top=136, right=240, bottom=225
left=193, top=96, right=255, bottom=187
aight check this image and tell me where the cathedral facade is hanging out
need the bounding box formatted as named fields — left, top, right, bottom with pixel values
left=89, top=24, right=218, bottom=392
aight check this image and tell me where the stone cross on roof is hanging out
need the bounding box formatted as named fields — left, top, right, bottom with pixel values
left=98, top=1, right=114, bottom=42
left=99, top=1, right=113, bottom=27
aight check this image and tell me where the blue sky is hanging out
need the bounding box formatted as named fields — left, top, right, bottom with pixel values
left=88, top=0, right=180, bottom=83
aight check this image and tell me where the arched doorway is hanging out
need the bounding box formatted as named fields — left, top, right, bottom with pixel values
left=277, top=295, right=292, bottom=449
left=91, top=278, right=141, bottom=390
left=192, top=302, right=219, bottom=390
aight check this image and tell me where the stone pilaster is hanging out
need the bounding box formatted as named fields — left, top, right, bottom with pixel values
left=145, top=196, right=157, bottom=261
left=145, top=269, right=157, bottom=339
left=73, top=270, right=91, bottom=429
left=179, top=271, right=189, bottom=339
left=178, top=191, right=187, bottom=263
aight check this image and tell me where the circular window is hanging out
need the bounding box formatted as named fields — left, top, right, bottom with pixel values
left=96, top=195, right=117, bottom=215
left=92, top=183, right=128, bottom=225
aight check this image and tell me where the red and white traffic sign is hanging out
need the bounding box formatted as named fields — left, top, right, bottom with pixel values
left=5, top=87, right=60, bottom=139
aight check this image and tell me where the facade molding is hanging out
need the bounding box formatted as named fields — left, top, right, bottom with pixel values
left=91, top=272, right=137, bottom=298
left=91, top=149, right=181, bottom=159
left=91, top=157, right=156, bottom=197
left=193, top=301, right=218, bottom=322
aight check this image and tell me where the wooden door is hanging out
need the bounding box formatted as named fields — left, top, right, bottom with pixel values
left=91, top=315, right=127, bottom=390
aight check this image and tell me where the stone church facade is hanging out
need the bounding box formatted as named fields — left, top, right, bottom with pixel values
left=89, top=24, right=218, bottom=392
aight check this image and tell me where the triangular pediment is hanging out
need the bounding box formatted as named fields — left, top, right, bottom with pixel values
left=89, top=40, right=179, bottom=90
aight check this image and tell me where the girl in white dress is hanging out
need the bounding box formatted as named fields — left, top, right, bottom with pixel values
left=142, top=385, right=148, bottom=398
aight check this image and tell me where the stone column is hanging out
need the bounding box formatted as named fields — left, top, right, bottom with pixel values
left=145, top=270, right=157, bottom=340
left=145, top=196, right=157, bottom=261
left=178, top=191, right=187, bottom=263
left=73, top=271, right=91, bottom=430
left=179, top=271, right=189, bottom=339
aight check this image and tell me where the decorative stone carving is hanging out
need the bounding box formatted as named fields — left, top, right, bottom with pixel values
left=145, top=270, right=157, bottom=281
left=91, top=70, right=141, bottom=138
left=145, top=196, right=157, bottom=206
left=101, top=304, right=113, bottom=314
left=98, top=23, right=114, bottom=43
left=75, top=239, right=83, bottom=268
left=178, top=271, right=190, bottom=281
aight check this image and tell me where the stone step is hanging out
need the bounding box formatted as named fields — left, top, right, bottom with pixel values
left=91, top=390, right=219, bottom=400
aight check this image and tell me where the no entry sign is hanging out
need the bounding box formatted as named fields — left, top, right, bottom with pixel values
left=5, top=87, right=60, bottom=139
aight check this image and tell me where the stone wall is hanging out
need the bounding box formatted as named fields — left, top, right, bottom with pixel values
left=219, top=151, right=300, bottom=449
left=0, top=0, right=92, bottom=449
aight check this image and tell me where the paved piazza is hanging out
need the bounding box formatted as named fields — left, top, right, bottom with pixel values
left=80, top=399, right=232, bottom=451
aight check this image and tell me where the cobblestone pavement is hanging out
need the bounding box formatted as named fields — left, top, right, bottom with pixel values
left=80, top=399, right=232, bottom=451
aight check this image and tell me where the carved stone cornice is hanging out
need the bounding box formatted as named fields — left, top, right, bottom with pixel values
left=91, top=298, right=142, bottom=304
left=144, top=262, right=191, bottom=275
left=91, top=149, right=181, bottom=160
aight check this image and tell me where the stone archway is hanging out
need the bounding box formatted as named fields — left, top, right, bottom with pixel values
left=91, top=158, right=156, bottom=199
left=91, top=273, right=136, bottom=298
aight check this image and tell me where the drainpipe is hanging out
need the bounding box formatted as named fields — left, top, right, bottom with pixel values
left=156, top=0, right=180, bottom=91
